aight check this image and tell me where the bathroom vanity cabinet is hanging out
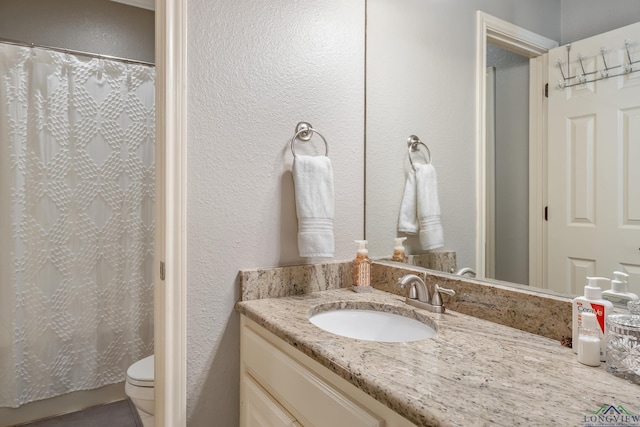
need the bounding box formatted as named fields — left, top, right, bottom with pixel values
left=240, top=316, right=415, bottom=427
left=237, top=276, right=640, bottom=426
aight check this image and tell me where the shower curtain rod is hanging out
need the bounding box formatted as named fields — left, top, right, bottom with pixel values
left=0, top=37, right=155, bottom=67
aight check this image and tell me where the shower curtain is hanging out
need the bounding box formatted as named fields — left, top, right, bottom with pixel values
left=0, top=43, right=155, bottom=408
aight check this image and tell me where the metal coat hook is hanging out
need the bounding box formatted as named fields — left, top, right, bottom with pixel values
left=600, top=48, right=609, bottom=78
left=578, top=54, right=587, bottom=83
left=625, top=40, right=633, bottom=72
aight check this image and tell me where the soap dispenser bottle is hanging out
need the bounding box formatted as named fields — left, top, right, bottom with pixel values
left=391, top=237, right=408, bottom=263
left=353, top=240, right=372, bottom=293
left=572, top=277, right=613, bottom=361
left=602, top=271, right=639, bottom=308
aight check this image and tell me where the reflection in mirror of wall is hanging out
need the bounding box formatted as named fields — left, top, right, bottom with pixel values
left=485, top=45, right=530, bottom=286
left=365, top=0, right=640, bottom=298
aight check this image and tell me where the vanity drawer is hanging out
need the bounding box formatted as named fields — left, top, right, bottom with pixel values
left=242, top=321, right=383, bottom=427
left=241, top=373, right=300, bottom=427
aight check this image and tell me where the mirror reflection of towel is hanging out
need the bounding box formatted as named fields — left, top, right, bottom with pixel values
left=293, top=155, right=335, bottom=257
left=398, top=163, right=444, bottom=250
left=398, top=172, right=419, bottom=234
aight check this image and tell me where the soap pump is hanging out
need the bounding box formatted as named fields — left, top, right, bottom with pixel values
left=352, top=240, right=372, bottom=293
left=602, top=271, right=639, bottom=308
left=572, top=276, right=613, bottom=361
left=391, top=237, right=408, bottom=263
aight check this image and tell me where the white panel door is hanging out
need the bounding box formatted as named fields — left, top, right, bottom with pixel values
left=547, top=22, right=640, bottom=295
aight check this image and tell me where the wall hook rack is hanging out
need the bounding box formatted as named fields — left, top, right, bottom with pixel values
left=556, top=39, right=639, bottom=89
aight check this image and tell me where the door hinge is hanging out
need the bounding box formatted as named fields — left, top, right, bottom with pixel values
left=544, top=83, right=549, bottom=98
left=160, top=261, right=166, bottom=281
left=544, top=206, right=548, bottom=221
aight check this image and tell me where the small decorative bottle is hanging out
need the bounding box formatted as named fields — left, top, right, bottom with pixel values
left=352, top=240, right=372, bottom=293
left=391, top=237, right=408, bottom=263
left=577, top=312, right=601, bottom=367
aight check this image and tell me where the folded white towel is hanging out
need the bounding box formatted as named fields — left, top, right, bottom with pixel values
left=398, top=171, right=419, bottom=234
left=292, top=155, right=335, bottom=257
left=415, top=163, right=444, bottom=250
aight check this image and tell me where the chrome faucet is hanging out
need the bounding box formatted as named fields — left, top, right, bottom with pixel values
left=453, top=267, right=476, bottom=278
left=397, top=274, right=455, bottom=314
left=398, top=274, right=430, bottom=302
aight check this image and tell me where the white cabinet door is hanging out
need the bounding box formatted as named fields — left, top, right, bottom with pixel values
left=547, top=21, right=640, bottom=294
left=243, top=325, right=383, bottom=427
left=241, top=373, right=299, bottom=427
left=240, top=316, right=417, bottom=427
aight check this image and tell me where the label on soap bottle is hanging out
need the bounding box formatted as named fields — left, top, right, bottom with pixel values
left=353, top=257, right=371, bottom=287
left=590, top=303, right=605, bottom=334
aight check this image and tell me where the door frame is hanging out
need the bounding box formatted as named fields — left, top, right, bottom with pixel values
left=528, top=53, right=550, bottom=288
left=155, top=0, right=187, bottom=426
left=485, top=66, right=496, bottom=279
left=474, top=11, right=557, bottom=283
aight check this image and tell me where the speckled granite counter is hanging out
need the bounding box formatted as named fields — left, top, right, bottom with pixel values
left=236, top=288, right=640, bottom=427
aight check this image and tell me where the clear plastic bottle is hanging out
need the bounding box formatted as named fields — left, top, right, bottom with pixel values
left=602, top=271, right=639, bottom=308
left=391, top=237, right=408, bottom=263
left=577, top=312, right=601, bottom=367
left=352, top=240, right=372, bottom=292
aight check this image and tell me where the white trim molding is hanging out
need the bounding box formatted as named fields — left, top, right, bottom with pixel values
left=155, top=0, right=187, bottom=426
left=528, top=54, right=549, bottom=289
left=475, top=11, right=557, bottom=282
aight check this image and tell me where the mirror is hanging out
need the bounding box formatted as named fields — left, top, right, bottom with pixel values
left=365, top=0, right=640, bottom=297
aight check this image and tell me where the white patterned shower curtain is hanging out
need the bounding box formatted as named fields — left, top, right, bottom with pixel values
left=0, top=43, right=155, bottom=408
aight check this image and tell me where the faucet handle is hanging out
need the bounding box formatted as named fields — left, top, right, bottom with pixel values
left=431, top=284, right=455, bottom=307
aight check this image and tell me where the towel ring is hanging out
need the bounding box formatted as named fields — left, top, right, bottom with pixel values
left=290, top=122, right=329, bottom=157
left=407, top=135, right=431, bottom=171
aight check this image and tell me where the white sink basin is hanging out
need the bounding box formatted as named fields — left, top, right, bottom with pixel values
left=309, top=308, right=436, bottom=343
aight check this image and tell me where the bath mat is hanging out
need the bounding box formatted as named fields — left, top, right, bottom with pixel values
left=17, top=398, right=143, bottom=427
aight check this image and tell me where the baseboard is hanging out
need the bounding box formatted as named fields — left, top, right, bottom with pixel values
left=0, top=382, right=127, bottom=427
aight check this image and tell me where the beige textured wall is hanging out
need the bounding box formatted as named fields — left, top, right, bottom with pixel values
left=0, top=0, right=154, bottom=63
left=561, top=0, right=640, bottom=44
left=186, top=0, right=365, bottom=425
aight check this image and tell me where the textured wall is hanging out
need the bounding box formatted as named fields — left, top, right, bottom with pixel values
left=561, top=0, right=640, bottom=44
left=186, top=0, right=365, bottom=425
left=0, top=0, right=154, bottom=63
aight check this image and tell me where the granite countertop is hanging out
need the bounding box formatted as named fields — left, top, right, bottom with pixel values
left=236, top=288, right=640, bottom=427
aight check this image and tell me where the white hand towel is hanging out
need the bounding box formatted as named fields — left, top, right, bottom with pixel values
left=292, top=155, right=335, bottom=257
left=398, top=171, right=419, bottom=234
left=415, top=163, right=444, bottom=250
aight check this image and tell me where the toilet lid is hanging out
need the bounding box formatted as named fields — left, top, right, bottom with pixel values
left=127, top=355, right=154, bottom=386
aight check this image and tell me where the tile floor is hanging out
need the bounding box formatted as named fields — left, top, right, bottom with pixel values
left=137, top=408, right=154, bottom=427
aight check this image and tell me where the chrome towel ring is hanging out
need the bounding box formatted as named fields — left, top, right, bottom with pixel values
left=290, top=122, right=329, bottom=157
left=407, top=135, right=431, bottom=171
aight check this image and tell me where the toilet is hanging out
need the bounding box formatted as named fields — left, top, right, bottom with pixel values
left=125, top=355, right=155, bottom=415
